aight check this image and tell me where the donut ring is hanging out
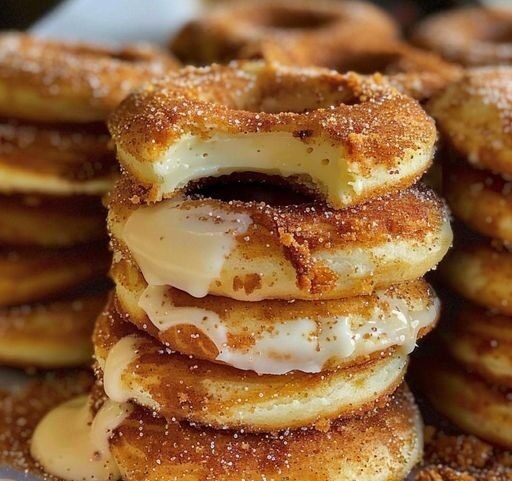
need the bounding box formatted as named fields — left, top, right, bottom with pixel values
left=252, top=41, right=462, bottom=102
left=110, top=385, right=422, bottom=481
left=109, top=62, right=437, bottom=208
left=170, top=0, right=398, bottom=66
left=0, top=119, right=116, bottom=195
left=441, top=302, right=512, bottom=388
left=413, top=7, right=512, bottom=66
left=429, top=67, right=512, bottom=177
left=112, top=254, right=439, bottom=374
left=109, top=182, right=452, bottom=301
left=0, top=33, right=178, bottom=123
left=440, top=242, right=512, bottom=315
left=94, top=307, right=408, bottom=432
left=0, top=289, right=108, bottom=369
left=0, top=242, right=110, bottom=306
left=443, top=160, right=512, bottom=243
left=414, top=353, right=512, bottom=449
left=0, top=194, right=106, bottom=247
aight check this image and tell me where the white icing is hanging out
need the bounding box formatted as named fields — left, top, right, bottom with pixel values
left=30, top=395, right=131, bottom=481
left=139, top=285, right=438, bottom=375
left=123, top=200, right=252, bottom=298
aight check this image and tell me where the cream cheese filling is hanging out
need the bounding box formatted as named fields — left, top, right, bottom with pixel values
left=31, top=395, right=131, bottom=481
left=138, top=284, right=438, bottom=375
left=123, top=199, right=252, bottom=298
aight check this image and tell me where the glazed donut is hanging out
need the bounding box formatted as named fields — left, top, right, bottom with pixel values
left=0, top=289, right=108, bottom=368
left=109, top=62, right=437, bottom=208
left=0, top=119, right=116, bottom=195
left=0, top=242, right=110, bottom=306
left=440, top=242, right=512, bottom=315
left=254, top=41, right=462, bottom=102
left=443, top=160, right=512, bottom=243
left=112, top=254, right=439, bottom=374
left=0, top=194, right=106, bottom=247
left=110, top=385, right=422, bottom=481
left=170, top=0, right=398, bottom=65
left=108, top=181, right=452, bottom=301
left=94, top=306, right=408, bottom=432
left=429, top=67, right=512, bottom=177
left=441, top=301, right=512, bottom=388
left=413, top=7, right=512, bottom=66
left=414, top=353, right=512, bottom=449
left=0, top=33, right=178, bottom=123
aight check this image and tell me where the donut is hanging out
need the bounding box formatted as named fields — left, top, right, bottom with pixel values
left=108, top=180, right=452, bottom=301
left=440, top=242, right=512, bottom=315
left=170, top=0, right=398, bottom=65
left=429, top=67, right=512, bottom=177
left=443, top=160, right=512, bottom=243
left=112, top=253, right=439, bottom=374
left=0, top=119, right=116, bottom=195
left=0, top=289, right=108, bottom=368
left=414, top=353, right=512, bottom=449
left=110, top=385, right=422, bottom=481
left=0, top=33, right=178, bottom=123
left=108, top=62, right=437, bottom=208
left=251, top=41, right=462, bottom=102
left=93, top=307, right=408, bottom=432
left=413, top=6, right=512, bottom=66
left=0, top=194, right=106, bottom=247
left=0, top=242, right=110, bottom=306
left=441, top=301, right=512, bottom=388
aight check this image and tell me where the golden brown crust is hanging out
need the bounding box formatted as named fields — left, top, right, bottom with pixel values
left=0, top=289, right=108, bottom=369
left=109, top=180, right=451, bottom=300
left=109, top=62, right=437, bottom=205
left=94, top=305, right=408, bottom=432
left=441, top=301, right=512, bottom=388
left=0, top=33, right=179, bottom=123
left=110, top=384, right=422, bottom=481
left=170, top=0, right=398, bottom=65
left=0, top=242, right=110, bottom=306
left=413, top=6, right=512, bottom=66
left=443, top=160, right=512, bottom=243
left=0, top=193, right=106, bottom=247
left=429, top=67, right=512, bottom=177
left=0, top=119, right=116, bottom=194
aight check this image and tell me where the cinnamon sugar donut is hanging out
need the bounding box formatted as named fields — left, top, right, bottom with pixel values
left=110, top=385, right=422, bottom=481
left=0, top=33, right=178, bottom=123
left=0, top=119, right=116, bottom=195
left=109, top=62, right=437, bottom=208
left=443, top=160, right=512, bottom=243
left=413, top=7, right=512, bottom=67
left=0, top=289, right=108, bottom=368
left=440, top=242, right=512, bottom=315
left=0, top=194, right=106, bottom=247
left=93, top=307, right=408, bottom=432
left=170, top=0, right=398, bottom=66
left=0, top=242, right=110, bottom=306
left=112, top=257, right=439, bottom=374
left=429, top=67, right=512, bottom=177
left=108, top=181, right=452, bottom=301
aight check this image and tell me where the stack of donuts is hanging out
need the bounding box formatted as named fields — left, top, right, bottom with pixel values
left=170, top=0, right=462, bottom=102
left=32, top=61, right=452, bottom=481
left=0, top=33, right=175, bottom=369
left=415, top=67, right=512, bottom=449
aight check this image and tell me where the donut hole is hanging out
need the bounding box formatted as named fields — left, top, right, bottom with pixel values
left=251, top=7, right=337, bottom=31
left=187, top=173, right=318, bottom=206
left=331, top=52, right=403, bottom=75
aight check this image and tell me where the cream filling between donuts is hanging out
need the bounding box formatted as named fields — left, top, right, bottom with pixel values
left=137, top=284, right=438, bottom=375
left=31, top=395, right=131, bottom=481
left=120, top=133, right=432, bottom=207
left=123, top=199, right=252, bottom=298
